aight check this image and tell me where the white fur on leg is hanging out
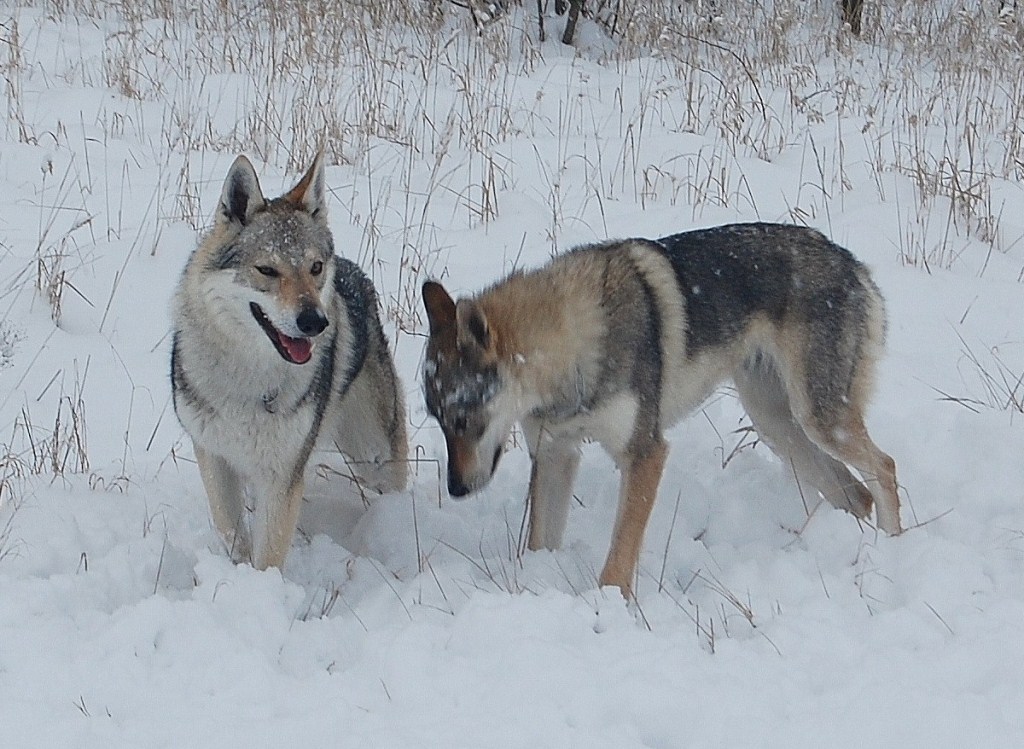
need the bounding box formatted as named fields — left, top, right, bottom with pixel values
left=526, top=432, right=582, bottom=551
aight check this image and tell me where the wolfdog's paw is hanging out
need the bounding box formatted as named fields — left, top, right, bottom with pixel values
left=222, top=531, right=253, bottom=566
left=834, top=482, right=874, bottom=519
left=353, top=455, right=408, bottom=495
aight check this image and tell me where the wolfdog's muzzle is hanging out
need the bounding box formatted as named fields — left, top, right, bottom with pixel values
left=249, top=302, right=327, bottom=365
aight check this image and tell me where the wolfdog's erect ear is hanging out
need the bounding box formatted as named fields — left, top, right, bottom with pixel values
left=218, top=155, right=266, bottom=227
left=282, top=151, right=327, bottom=223
left=455, top=298, right=491, bottom=351
left=422, top=281, right=456, bottom=334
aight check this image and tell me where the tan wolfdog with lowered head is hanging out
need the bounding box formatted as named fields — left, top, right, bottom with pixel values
left=422, top=223, right=900, bottom=599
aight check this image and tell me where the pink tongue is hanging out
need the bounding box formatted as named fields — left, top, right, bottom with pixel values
left=279, top=333, right=312, bottom=364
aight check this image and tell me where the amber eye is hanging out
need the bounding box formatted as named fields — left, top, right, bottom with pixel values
left=310, top=261, right=323, bottom=276
left=255, top=265, right=279, bottom=277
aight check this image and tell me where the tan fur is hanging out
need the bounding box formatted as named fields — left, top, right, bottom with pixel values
left=276, top=273, right=318, bottom=313
left=480, top=267, right=609, bottom=404
left=599, top=440, right=668, bottom=595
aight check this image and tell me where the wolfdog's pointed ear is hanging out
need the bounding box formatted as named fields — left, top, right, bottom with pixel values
left=455, top=298, right=491, bottom=351
left=218, top=155, right=265, bottom=227
left=282, top=151, right=327, bottom=223
left=422, top=281, right=456, bottom=334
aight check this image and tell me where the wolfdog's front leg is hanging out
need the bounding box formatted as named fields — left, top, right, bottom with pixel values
left=525, top=428, right=582, bottom=551
left=251, top=478, right=305, bottom=571
left=599, top=439, right=668, bottom=599
left=195, top=446, right=251, bottom=564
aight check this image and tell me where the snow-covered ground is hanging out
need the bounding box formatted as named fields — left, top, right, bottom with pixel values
left=2, top=2, right=1024, bottom=746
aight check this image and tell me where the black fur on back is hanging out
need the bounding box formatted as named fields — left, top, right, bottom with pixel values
left=655, top=222, right=875, bottom=415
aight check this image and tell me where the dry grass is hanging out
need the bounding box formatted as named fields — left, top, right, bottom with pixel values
left=956, top=333, right=1024, bottom=414
left=10, top=1, right=1018, bottom=299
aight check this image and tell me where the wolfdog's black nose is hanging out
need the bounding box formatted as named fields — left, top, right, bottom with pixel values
left=296, top=305, right=328, bottom=336
left=448, top=473, right=471, bottom=498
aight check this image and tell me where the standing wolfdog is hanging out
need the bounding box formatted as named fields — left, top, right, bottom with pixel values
left=422, top=223, right=900, bottom=598
left=172, top=154, right=407, bottom=570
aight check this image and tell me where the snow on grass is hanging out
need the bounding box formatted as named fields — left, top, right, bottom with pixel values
left=1, top=1, right=1024, bottom=746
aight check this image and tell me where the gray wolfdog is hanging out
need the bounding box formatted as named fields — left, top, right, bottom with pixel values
left=172, top=154, right=407, bottom=570
left=422, top=223, right=900, bottom=598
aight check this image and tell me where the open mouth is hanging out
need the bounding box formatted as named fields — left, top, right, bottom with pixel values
left=249, top=302, right=313, bottom=365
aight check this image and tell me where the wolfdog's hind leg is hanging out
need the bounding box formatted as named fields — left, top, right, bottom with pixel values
left=195, top=446, right=252, bottom=564
left=806, top=411, right=901, bottom=535
left=331, top=368, right=408, bottom=494
left=735, top=356, right=874, bottom=519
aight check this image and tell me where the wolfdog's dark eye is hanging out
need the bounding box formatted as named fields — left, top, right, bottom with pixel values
left=452, top=415, right=467, bottom=435
left=310, top=261, right=323, bottom=276
left=255, top=265, right=279, bottom=277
